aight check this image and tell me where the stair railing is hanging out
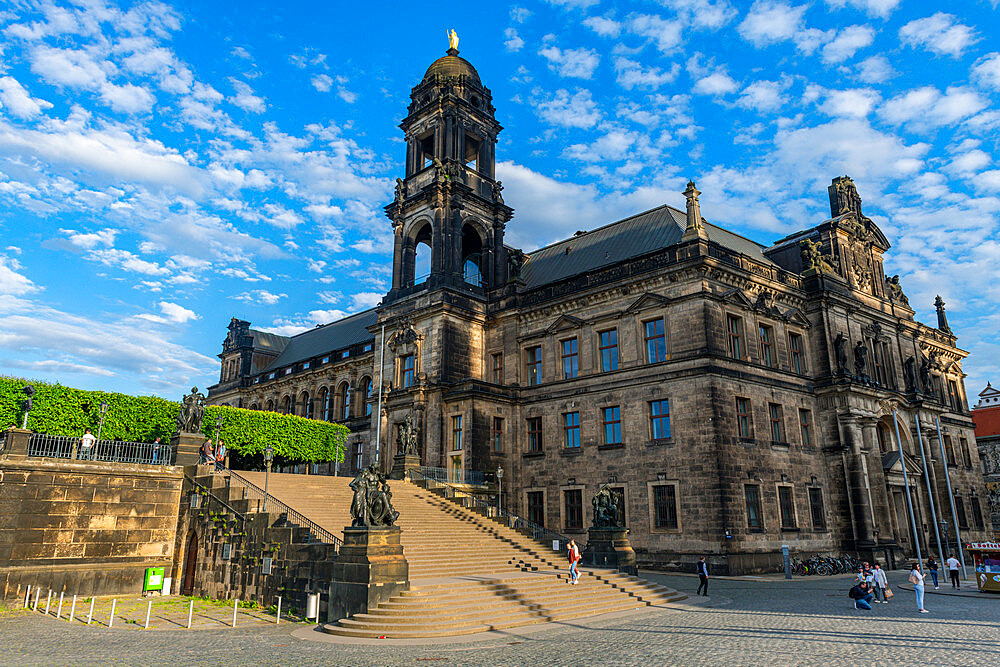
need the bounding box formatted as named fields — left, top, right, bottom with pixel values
left=185, top=475, right=247, bottom=522
left=217, top=464, right=343, bottom=550
left=406, top=468, right=570, bottom=551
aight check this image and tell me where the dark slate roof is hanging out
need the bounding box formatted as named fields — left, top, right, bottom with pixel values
left=520, top=204, right=774, bottom=291
left=259, top=308, right=378, bottom=373
left=249, top=330, right=289, bottom=353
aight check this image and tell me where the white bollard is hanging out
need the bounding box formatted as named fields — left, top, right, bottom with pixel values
left=70, top=595, right=77, bottom=623
left=187, top=599, right=193, bottom=629
left=24, top=585, right=31, bottom=609
left=275, top=596, right=281, bottom=625
left=33, top=587, right=40, bottom=611
left=45, top=590, right=52, bottom=615
left=232, top=599, right=238, bottom=628
left=144, top=600, right=152, bottom=630
left=87, top=598, right=94, bottom=625
left=109, top=599, right=116, bottom=628
left=57, top=591, right=64, bottom=618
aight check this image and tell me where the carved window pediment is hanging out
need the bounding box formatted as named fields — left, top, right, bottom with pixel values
left=720, top=288, right=754, bottom=308
left=545, top=314, right=586, bottom=334
left=624, top=292, right=671, bottom=314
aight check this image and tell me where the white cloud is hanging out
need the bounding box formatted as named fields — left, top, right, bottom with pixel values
left=737, top=80, right=787, bottom=112
left=613, top=58, right=679, bottom=90
left=311, top=74, right=333, bottom=92
left=336, top=87, right=358, bottom=104
left=545, top=0, right=599, bottom=7
left=825, top=0, right=900, bottom=18
left=534, top=89, right=601, bottom=128
left=236, top=289, right=286, bottom=305
left=880, top=86, right=987, bottom=129
left=694, top=70, right=738, bottom=96
left=972, top=53, right=1000, bottom=90
left=230, top=79, right=265, bottom=112
left=539, top=46, right=600, bottom=79
left=670, top=0, right=738, bottom=30
left=628, top=14, right=683, bottom=54
left=855, top=55, right=895, bottom=83
left=0, top=255, right=37, bottom=296
left=582, top=16, right=621, bottom=38
left=504, top=28, right=525, bottom=52
left=99, top=82, right=155, bottom=114
left=350, top=292, right=382, bottom=310
left=136, top=300, right=198, bottom=324
left=809, top=86, right=881, bottom=118
left=63, top=227, right=117, bottom=250
left=821, top=25, right=875, bottom=64
left=899, top=13, right=977, bottom=58
left=30, top=46, right=106, bottom=88
left=738, top=1, right=808, bottom=47
left=0, top=76, right=53, bottom=119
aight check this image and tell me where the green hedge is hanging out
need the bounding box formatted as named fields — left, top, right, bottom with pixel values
left=0, top=377, right=347, bottom=463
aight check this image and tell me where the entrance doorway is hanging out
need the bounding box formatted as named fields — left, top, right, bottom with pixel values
left=449, top=455, right=462, bottom=483
left=182, top=532, right=198, bottom=595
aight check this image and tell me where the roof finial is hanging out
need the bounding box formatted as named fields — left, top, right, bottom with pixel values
left=681, top=181, right=708, bottom=242
left=447, top=29, right=459, bottom=55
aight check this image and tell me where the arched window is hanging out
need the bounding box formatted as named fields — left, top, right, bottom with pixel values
left=361, top=377, right=373, bottom=417
left=265, top=399, right=274, bottom=411
left=413, top=223, right=432, bottom=286
left=281, top=395, right=291, bottom=414
left=250, top=403, right=259, bottom=411
left=462, top=224, right=483, bottom=287
left=300, top=391, right=312, bottom=419
left=339, top=382, right=351, bottom=421
left=319, top=387, right=330, bottom=422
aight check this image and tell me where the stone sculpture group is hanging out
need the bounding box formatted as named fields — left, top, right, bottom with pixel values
left=350, top=464, right=399, bottom=527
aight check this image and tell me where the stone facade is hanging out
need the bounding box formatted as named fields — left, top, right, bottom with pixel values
left=207, top=45, right=993, bottom=573
left=972, top=383, right=1000, bottom=532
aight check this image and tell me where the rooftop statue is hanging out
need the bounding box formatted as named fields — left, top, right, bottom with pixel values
left=447, top=29, right=459, bottom=52
left=176, top=386, right=206, bottom=434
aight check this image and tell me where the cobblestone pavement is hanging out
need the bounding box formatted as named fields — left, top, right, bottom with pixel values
left=1, top=571, right=997, bottom=666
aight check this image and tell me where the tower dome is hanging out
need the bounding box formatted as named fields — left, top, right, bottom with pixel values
left=422, top=52, right=480, bottom=84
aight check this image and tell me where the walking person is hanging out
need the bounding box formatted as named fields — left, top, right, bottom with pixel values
left=151, top=437, right=161, bottom=464
left=909, top=562, right=929, bottom=613
left=567, top=540, right=581, bottom=585
left=79, top=428, right=96, bottom=461
left=201, top=438, right=215, bottom=466
left=946, top=554, right=961, bottom=589
left=215, top=439, right=227, bottom=471
left=926, top=556, right=939, bottom=589
left=696, top=557, right=709, bottom=596
left=872, top=563, right=889, bottom=604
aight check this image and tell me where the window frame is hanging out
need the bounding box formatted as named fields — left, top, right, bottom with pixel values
left=649, top=399, right=671, bottom=441
left=777, top=484, right=798, bottom=530
left=491, top=352, right=504, bottom=384
left=526, top=416, right=543, bottom=453
left=788, top=332, right=805, bottom=374
left=561, top=337, right=579, bottom=379
left=955, top=496, right=969, bottom=530
left=563, top=411, right=581, bottom=448
left=808, top=486, right=826, bottom=530
left=744, top=484, right=763, bottom=531
left=598, top=328, right=620, bottom=372
left=798, top=409, right=812, bottom=447
left=451, top=414, right=464, bottom=451
left=602, top=406, right=622, bottom=446
left=644, top=317, right=667, bottom=364
left=491, top=416, right=504, bottom=453
left=727, top=314, right=744, bottom=360
left=400, top=354, right=415, bottom=389
left=960, top=437, right=972, bottom=468
left=648, top=481, right=680, bottom=532
left=970, top=496, right=985, bottom=530
left=735, top=397, right=752, bottom=440
left=562, top=487, right=584, bottom=532
left=525, top=489, right=546, bottom=527
left=524, top=346, right=542, bottom=386
left=768, top=403, right=785, bottom=444
left=759, top=323, right=774, bottom=368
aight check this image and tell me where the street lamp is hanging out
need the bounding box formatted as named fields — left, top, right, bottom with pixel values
left=496, top=466, right=504, bottom=515
left=263, top=444, right=274, bottom=511
left=96, top=401, right=108, bottom=442
left=940, top=519, right=949, bottom=553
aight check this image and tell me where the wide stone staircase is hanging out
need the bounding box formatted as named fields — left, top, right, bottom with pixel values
left=225, top=470, right=687, bottom=638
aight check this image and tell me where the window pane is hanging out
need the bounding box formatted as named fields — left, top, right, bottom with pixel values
left=799, top=409, right=811, bottom=446
left=645, top=319, right=666, bottom=363
left=728, top=316, right=742, bottom=359
left=599, top=329, right=619, bottom=371
left=492, top=416, right=504, bottom=453
left=565, top=489, right=583, bottom=530
left=525, top=346, right=541, bottom=386
left=809, top=487, right=825, bottom=529
left=452, top=415, right=463, bottom=451
left=736, top=397, right=751, bottom=439
left=769, top=403, right=783, bottom=442
left=603, top=406, right=621, bottom=445
left=527, top=491, right=545, bottom=525
left=759, top=325, right=773, bottom=367
left=654, top=484, right=678, bottom=530
left=745, top=485, right=761, bottom=529
left=527, top=417, right=543, bottom=452
left=778, top=486, right=796, bottom=528
left=561, top=338, right=578, bottom=379
left=650, top=399, right=671, bottom=440
left=789, top=334, right=803, bottom=374
left=564, top=412, right=580, bottom=448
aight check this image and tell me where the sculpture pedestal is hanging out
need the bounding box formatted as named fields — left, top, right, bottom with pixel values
left=324, top=526, right=409, bottom=624
left=171, top=432, right=203, bottom=466
left=0, top=428, right=31, bottom=460
left=389, top=453, right=420, bottom=480
left=582, top=527, right=637, bottom=575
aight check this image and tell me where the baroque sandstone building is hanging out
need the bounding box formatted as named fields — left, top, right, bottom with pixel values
left=208, top=44, right=994, bottom=573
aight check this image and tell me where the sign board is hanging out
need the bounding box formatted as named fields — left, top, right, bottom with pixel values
left=143, top=567, right=164, bottom=591
left=262, top=557, right=273, bottom=575
left=190, top=493, right=201, bottom=509
left=781, top=545, right=791, bottom=579
left=552, top=540, right=560, bottom=552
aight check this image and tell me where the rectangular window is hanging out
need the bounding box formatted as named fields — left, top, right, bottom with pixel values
left=869, top=339, right=885, bottom=386
left=650, top=399, right=671, bottom=441
left=970, top=496, right=985, bottom=530
left=525, top=346, right=541, bottom=386
left=451, top=415, right=463, bottom=451
left=564, top=489, right=583, bottom=531
left=561, top=338, right=579, bottom=379
left=527, top=417, right=543, bottom=453
left=354, top=442, right=363, bottom=471
left=527, top=491, right=545, bottom=526
left=644, top=318, right=667, bottom=364
left=759, top=324, right=774, bottom=367
left=789, top=333, right=805, bottom=374
left=401, top=354, right=415, bottom=388
left=563, top=412, right=580, bottom=448
left=744, top=484, right=762, bottom=530
left=491, top=416, right=504, bottom=453
left=492, top=352, right=504, bottom=384
left=598, top=329, right=619, bottom=372
left=960, top=437, right=972, bottom=468
left=735, top=397, right=752, bottom=439
left=778, top=486, right=797, bottom=529
left=769, top=403, right=784, bottom=443
left=948, top=380, right=961, bottom=411
left=602, top=406, right=622, bottom=445
left=955, top=496, right=969, bottom=530
left=303, top=361, right=311, bottom=370
left=363, top=343, right=373, bottom=353
left=945, top=435, right=956, bottom=466
left=808, top=487, right=826, bottom=530
left=727, top=315, right=743, bottom=360
left=798, top=409, right=812, bottom=447
left=653, top=484, right=678, bottom=530
left=321, top=356, right=329, bottom=364
left=340, top=350, right=349, bottom=359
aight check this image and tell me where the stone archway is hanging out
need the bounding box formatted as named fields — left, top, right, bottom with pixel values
left=181, top=531, right=198, bottom=595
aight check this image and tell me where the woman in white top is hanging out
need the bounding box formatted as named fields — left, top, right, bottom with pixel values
left=909, top=562, right=929, bottom=613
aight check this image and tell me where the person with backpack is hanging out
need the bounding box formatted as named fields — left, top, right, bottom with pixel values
left=567, top=540, right=581, bottom=585
left=696, top=556, right=709, bottom=596
left=849, top=581, right=874, bottom=610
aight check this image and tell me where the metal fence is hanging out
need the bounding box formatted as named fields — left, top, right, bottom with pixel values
left=220, top=465, right=342, bottom=550
left=417, top=465, right=486, bottom=486
left=25, top=433, right=174, bottom=465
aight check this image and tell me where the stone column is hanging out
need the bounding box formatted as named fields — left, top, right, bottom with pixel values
left=841, top=416, right=875, bottom=548
left=0, top=428, right=31, bottom=460
left=391, top=224, right=404, bottom=291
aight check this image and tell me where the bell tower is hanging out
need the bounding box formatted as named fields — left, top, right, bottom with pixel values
left=384, top=34, right=513, bottom=301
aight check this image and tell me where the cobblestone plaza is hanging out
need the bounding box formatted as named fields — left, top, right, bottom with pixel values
left=3, top=572, right=997, bottom=666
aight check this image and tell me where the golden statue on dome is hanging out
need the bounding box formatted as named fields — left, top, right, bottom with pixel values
left=447, top=29, right=459, bottom=52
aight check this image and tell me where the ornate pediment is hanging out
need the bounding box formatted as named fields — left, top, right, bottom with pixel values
left=783, top=308, right=811, bottom=328
left=545, top=314, right=586, bottom=334
left=720, top=288, right=754, bottom=308
left=624, top=292, right=671, bottom=314
left=387, top=320, right=423, bottom=353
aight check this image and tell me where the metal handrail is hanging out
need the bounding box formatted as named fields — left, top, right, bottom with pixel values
left=219, top=465, right=342, bottom=549
left=25, top=433, right=174, bottom=465
left=185, top=475, right=247, bottom=523
left=407, top=468, right=570, bottom=550
left=417, top=465, right=486, bottom=486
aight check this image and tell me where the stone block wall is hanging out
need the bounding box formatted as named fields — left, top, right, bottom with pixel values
left=0, top=457, right=183, bottom=600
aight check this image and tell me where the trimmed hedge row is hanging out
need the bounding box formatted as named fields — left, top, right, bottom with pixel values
left=0, top=377, right=347, bottom=463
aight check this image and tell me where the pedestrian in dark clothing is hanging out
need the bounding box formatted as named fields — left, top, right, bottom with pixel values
left=696, top=557, right=709, bottom=596
left=151, top=437, right=162, bottom=464
left=850, top=582, right=874, bottom=610
left=926, top=556, right=939, bottom=589
left=201, top=439, right=214, bottom=465
left=946, top=554, right=961, bottom=589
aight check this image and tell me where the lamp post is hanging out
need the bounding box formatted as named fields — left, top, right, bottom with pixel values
left=263, top=444, right=274, bottom=511
left=940, top=519, right=949, bottom=555
left=96, top=401, right=108, bottom=442
left=496, top=466, right=504, bottom=515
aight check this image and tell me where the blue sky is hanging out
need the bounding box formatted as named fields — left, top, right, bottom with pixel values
left=0, top=0, right=998, bottom=401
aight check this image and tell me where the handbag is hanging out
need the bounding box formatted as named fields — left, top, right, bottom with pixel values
left=884, top=587, right=894, bottom=599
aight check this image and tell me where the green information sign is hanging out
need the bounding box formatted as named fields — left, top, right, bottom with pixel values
left=143, top=567, right=165, bottom=591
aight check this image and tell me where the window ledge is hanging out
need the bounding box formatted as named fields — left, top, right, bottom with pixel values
left=560, top=448, right=583, bottom=456
left=598, top=443, right=624, bottom=451
left=522, top=451, right=545, bottom=459
left=646, top=438, right=674, bottom=447
left=738, top=437, right=756, bottom=445
left=780, top=527, right=801, bottom=533
left=747, top=528, right=765, bottom=534
left=770, top=442, right=790, bottom=450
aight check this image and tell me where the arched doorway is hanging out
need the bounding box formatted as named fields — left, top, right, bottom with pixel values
left=461, top=224, right=484, bottom=287
left=182, top=531, right=198, bottom=595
